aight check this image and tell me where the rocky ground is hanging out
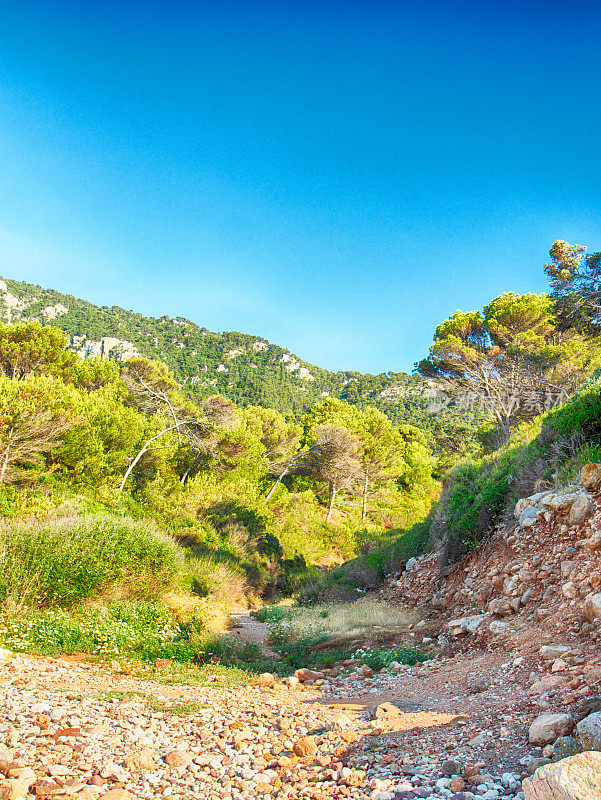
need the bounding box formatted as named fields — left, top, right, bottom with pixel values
left=3, top=636, right=599, bottom=800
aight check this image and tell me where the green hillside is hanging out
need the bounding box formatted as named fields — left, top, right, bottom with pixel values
left=0, top=274, right=435, bottom=424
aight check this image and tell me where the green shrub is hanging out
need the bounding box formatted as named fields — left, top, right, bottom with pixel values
left=433, top=386, right=601, bottom=563
left=255, top=605, right=290, bottom=624
left=0, top=514, right=180, bottom=610
left=295, top=521, right=432, bottom=604
left=361, top=645, right=428, bottom=670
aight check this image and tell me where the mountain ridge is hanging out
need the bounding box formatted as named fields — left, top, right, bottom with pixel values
left=0, top=273, right=435, bottom=425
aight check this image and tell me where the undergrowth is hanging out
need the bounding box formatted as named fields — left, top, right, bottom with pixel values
left=433, top=383, right=601, bottom=562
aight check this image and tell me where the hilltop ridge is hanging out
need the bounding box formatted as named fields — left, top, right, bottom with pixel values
left=0, top=274, right=431, bottom=424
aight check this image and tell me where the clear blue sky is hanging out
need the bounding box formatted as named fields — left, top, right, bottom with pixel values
left=0, top=0, right=599, bottom=373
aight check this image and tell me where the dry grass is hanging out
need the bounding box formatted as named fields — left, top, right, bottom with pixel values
left=270, top=598, right=422, bottom=645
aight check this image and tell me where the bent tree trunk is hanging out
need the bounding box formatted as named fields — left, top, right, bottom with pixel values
left=0, top=428, right=14, bottom=486
left=119, top=423, right=185, bottom=493
left=326, top=480, right=337, bottom=524
left=0, top=446, right=11, bottom=486
left=265, top=444, right=320, bottom=501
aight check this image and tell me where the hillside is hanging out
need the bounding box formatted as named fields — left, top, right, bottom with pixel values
left=0, top=274, right=457, bottom=434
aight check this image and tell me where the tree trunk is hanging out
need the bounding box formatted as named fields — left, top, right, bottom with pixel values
left=0, top=428, right=14, bottom=487
left=361, top=473, right=369, bottom=521
left=119, top=422, right=184, bottom=493
left=0, top=446, right=10, bottom=486
left=265, top=444, right=320, bottom=501
left=181, top=451, right=204, bottom=485
left=326, top=481, right=337, bottom=523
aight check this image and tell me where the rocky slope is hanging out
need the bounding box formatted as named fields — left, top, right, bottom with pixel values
left=381, top=463, right=601, bottom=660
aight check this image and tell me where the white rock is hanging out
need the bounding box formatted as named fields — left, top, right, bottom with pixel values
left=523, top=751, right=601, bottom=800
left=489, top=621, right=510, bottom=635
left=539, top=645, right=571, bottom=660
left=446, top=614, right=487, bottom=636
left=576, top=712, right=601, bottom=751
left=583, top=593, right=601, bottom=622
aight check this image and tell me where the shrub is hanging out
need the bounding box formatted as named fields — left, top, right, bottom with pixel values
left=295, top=521, right=432, bottom=604
left=0, top=514, right=180, bottom=610
left=433, top=386, right=601, bottom=563
left=361, top=645, right=428, bottom=670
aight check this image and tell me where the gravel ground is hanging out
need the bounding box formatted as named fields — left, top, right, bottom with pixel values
left=3, top=645, right=576, bottom=800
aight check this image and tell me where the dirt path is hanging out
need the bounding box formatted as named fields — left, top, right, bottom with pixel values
left=225, top=610, right=279, bottom=658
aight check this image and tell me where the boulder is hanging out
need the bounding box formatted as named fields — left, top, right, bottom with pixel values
left=528, top=675, right=563, bottom=696
left=529, top=712, right=574, bottom=745
left=123, top=748, right=158, bottom=773
left=441, top=760, right=462, bottom=778
left=583, top=532, right=601, bottom=552
left=583, top=593, right=601, bottom=622
left=446, top=614, right=486, bottom=636
left=553, top=736, right=582, bottom=760
left=569, top=493, right=594, bottom=525
left=374, top=702, right=404, bottom=720
left=294, top=668, right=324, bottom=683
left=489, top=620, right=510, bottom=635
left=256, top=672, right=276, bottom=686
left=572, top=698, right=601, bottom=723
left=543, top=492, right=580, bottom=514
left=583, top=666, right=601, bottom=685
left=163, top=750, right=192, bottom=768
left=520, top=507, right=540, bottom=528
left=487, top=598, right=513, bottom=616
left=515, top=497, right=537, bottom=519
left=562, top=583, right=578, bottom=599
left=523, top=751, right=601, bottom=800
left=99, top=764, right=129, bottom=782
left=292, top=736, right=318, bottom=758
left=576, top=712, right=601, bottom=751
left=580, top=463, right=601, bottom=492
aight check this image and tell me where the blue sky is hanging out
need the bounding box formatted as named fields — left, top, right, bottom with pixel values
left=0, top=0, right=600, bottom=373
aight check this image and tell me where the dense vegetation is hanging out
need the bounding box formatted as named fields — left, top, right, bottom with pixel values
left=0, top=317, right=437, bottom=665
left=298, top=240, right=601, bottom=598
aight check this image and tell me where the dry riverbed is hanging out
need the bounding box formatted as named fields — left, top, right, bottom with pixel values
left=1, top=642, right=564, bottom=800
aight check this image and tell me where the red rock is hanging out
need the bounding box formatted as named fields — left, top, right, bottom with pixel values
left=292, top=737, right=318, bottom=758
left=53, top=728, right=82, bottom=739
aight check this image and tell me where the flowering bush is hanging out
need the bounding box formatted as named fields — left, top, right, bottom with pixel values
left=0, top=514, right=180, bottom=610
left=0, top=603, right=195, bottom=661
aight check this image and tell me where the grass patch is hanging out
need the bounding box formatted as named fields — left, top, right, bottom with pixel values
left=0, top=603, right=195, bottom=661
left=259, top=600, right=427, bottom=671
left=127, top=660, right=254, bottom=687
left=145, top=697, right=207, bottom=715
left=265, top=599, right=421, bottom=645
